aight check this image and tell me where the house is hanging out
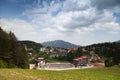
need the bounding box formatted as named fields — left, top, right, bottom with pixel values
left=40, top=47, right=52, bottom=54
left=34, top=57, right=46, bottom=69
left=40, top=47, right=46, bottom=52
left=73, top=55, right=90, bottom=67
left=90, top=50, right=101, bottom=61
left=67, top=48, right=77, bottom=53
left=82, top=48, right=87, bottom=52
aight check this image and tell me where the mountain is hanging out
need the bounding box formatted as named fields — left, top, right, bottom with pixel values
left=42, top=40, right=80, bottom=48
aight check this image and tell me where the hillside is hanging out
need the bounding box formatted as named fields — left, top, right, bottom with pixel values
left=0, top=27, right=28, bottom=68
left=85, top=42, right=120, bottom=66
left=42, top=40, right=80, bottom=48
left=0, top=67, right=119, bottom=80
left=67, top=41, right=120, bottom=67
left=19, top=40, right=42, bottom=54
left=19, top=40, right=42, bottom=50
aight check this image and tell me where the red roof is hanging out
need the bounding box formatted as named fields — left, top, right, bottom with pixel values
left=74, top=55, right=88, bottom=61
left=74, top=58, right=82, bottom=61
left=67, top=48, right=75, bottom=51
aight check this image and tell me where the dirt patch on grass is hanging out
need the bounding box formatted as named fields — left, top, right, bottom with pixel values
left=91, top=62, right=105, bottom=67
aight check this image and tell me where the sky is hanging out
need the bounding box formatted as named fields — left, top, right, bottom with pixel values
left=0, top=0, right=120, bottom=46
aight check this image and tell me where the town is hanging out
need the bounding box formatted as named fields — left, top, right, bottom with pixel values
left=27, top=45, right=103, bottom=70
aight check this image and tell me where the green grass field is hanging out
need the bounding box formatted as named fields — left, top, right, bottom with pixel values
left=0, top=67, right=120, bottom=80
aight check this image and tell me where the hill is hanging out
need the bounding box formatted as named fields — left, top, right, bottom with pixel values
left=67, top=41, right=120, bottom=66
left=42, top=40, right=80, bottom=48
left=19, top=40, right=42, bottom=50
left=19, top=40, right=42, bottom=54
left=85, top=42, right=120, bottom=66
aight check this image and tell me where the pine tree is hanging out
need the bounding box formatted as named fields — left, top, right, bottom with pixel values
left=0, top=27, right=29, bottom=68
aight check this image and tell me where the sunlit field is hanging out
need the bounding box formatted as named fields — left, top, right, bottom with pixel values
left=0, top=67, right=119, bottom=80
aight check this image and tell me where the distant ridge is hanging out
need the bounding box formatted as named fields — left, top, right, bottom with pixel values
left=42, top=40, right=80, bottom=48
left=19, top=40, right=42, bottom=50
left=115, top=40, right=120, bottom=43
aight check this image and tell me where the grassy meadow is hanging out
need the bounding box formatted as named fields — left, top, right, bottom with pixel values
left=0, top=67, right=120, bottom=80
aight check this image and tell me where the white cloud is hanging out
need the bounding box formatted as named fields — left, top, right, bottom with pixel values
left=62, top=0, right=90, bottom=12
left=42, top=27, right=63, bottom=38
left=1, top=0, right=120, bottom=45
left=0, top=18, right=37, bottom=40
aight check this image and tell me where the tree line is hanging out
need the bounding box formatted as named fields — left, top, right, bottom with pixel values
left=67, top=42, right=120, bottom=67
left=86, top=42, right=120, bottom=67
left=0, top=27, right=29, bottom=68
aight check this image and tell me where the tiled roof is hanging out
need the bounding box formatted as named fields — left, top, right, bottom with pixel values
left=74, top=55, right=88, bottom=61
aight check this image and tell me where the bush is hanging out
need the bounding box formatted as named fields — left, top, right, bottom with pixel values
left=0, top=60, right=7, bottom=68
left=105, top=58, right=113, bottom=67
left=29, top=59, right=36, bottom=64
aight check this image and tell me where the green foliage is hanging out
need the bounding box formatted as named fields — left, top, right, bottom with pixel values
left=67, top=48, right=89, bottom=61
left=38, top=52, right=50, bottom=59
left=0, top=27, right=29, bottom=68
left=57, top=55, right=67, bottom=61
left=86, top=42, right=120, bottom=66
left=49, top=55, right=68, bottom=62
left=68, top=42, right=120, bottom=67
left=19, top=40, right=42, bottom=54
left=47, top=58, right=68, bottom=63
left=29, top=59, right=36, bottom=64
left=0, top=60, right=7, bottom=68
left=67, top=51, right=77, bottom=61
left=105, top=58, right=113, bottom=67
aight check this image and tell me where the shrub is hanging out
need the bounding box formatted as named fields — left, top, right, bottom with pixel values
left=105, top=58, right=113, bottom=67
left=0, top=60, right=7, bottom=68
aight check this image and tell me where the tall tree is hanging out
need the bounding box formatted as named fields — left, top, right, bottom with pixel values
left=0, top=27, right=29, bottom=68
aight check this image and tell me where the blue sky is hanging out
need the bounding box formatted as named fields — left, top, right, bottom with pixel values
left=0, top=0, right=120, bottom=46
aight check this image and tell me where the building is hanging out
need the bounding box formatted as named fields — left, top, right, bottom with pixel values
left=67, top=48, right=77, bottom=53
left=40, top=47, right=46, bottom=52
left=34, top=57, right=46, bottom=69
left=90, top=50, right=101, bottom=61
left=73, top=55, right=90, bottom=67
